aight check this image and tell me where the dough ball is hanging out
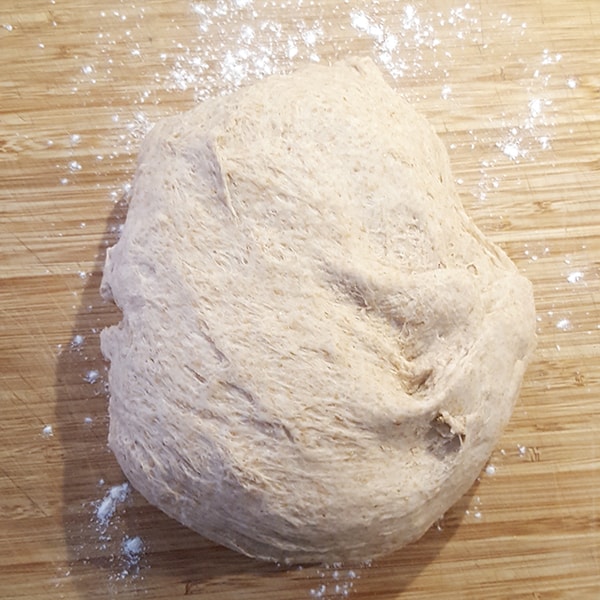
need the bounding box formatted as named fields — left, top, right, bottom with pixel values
left=100, top=57, right=536, bottom=564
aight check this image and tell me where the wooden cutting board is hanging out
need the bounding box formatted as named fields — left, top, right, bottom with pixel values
left=1, top=0, right=599, bottom=598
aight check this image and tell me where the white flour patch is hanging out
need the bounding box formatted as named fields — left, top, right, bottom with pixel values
left=84, top=369, right=100, bottom=384
left=567, top=271, right=584, bottom=284
left=528, top=98, right=542, bottom=119
left=537, top=135, right=551, bottom=150
left=95, top=483, right=130, bottom=528
left=123, top=535, right=144, bottom=559
left=114, top=535, right=145, bottom=580
left=498, top=139, right=523, bottom=161
left=350, top=10, right=384, bottom=43
left=89, top=483, right=147, bottom=582
left=68, top=160, right=82, bottom=172
left=556, top=318, right=572, bottom=331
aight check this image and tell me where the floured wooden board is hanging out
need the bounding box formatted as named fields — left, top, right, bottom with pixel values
left=1, top=1, right=599, bottom=598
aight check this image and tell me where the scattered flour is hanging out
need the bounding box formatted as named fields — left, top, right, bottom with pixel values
left=465, top=496, right=483, bottom=521
left=499, top=140, right=522, bottom=161
left=84, top=369, right=100, bottom=384
left=122, top=535, right=144, bottom=559
left=309, top=565, right=359, bottom=598
left=556, top=318, right=572, bottom=331
left=117, top=535, right=145, bottom=579
left=90, top=483, right=148, bottom=582
left=95, top=482, right=130, bottom=528
left=71, top=334, right=85, bottom=348
left=567, top=271, right=584, bottom=284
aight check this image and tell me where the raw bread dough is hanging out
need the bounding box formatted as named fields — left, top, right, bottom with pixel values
left=100, top=57, right=536, bottom=564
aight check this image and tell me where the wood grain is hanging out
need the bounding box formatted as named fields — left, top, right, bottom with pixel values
left=1, top=0, right=599, bottom=598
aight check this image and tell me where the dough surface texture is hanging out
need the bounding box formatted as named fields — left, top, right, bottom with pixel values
left=101, top=58, right=536, bottom=564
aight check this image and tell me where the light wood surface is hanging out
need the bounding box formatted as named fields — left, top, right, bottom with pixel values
left=1, top=0, right=599, bottom=598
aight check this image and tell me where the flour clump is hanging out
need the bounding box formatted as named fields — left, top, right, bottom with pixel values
left=100, top=57, right=536, bottom=564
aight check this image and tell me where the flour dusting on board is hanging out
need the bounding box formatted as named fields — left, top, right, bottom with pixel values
left=95, top=482, right=130, bottom=528
left=49, top=0, right=587, bottom=593
left=89, top=481, right=147, bottom=582
left=309, top=565, right=359, bottom=598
